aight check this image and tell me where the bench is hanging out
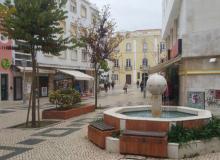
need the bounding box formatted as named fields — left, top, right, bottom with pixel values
left=88, top=121, right=119, bottom=149
left=120, top=130, right=168, bottom=158
left=90, top=121, right=115, bottom=131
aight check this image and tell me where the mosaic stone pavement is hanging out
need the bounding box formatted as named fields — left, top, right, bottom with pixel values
left=0, top=85, right=220, bottom=160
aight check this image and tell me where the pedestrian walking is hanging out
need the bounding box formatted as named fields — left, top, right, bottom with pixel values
left=140, top=81, right=144, bottom=92
left=111, top=81, right=115, bottom=89
left=123, top=82, right=128, bottom=94
left=136, top=80, right=140, bottom=88
left=104, top=82, right=108, bottom=93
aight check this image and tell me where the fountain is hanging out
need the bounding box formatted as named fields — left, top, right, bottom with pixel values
left=147, top=74, right=167, bottom=117
left=89, top=74, right=212, bottom=158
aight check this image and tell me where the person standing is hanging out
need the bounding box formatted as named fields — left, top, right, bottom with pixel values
left=123, top=82, right=128, bottom=94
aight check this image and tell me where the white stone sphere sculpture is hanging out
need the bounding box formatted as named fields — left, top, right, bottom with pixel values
left=147, top=74, right=167, bottom=117
left=147, top=74, right=167, bottom=95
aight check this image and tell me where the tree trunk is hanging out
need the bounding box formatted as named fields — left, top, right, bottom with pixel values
left=94, top=66, right=98, bottom=109
left=31, top=49, right=37, bottom=127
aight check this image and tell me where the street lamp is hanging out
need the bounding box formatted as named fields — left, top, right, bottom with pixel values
left=21, top=60, right=27, bottom=104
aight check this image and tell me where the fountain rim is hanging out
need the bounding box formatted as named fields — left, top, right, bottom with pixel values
left=104, top=105, right=212, bottom=122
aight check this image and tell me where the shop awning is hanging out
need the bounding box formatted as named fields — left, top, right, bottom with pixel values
left=16, top=66, right=55, bottom=74
left=149, top=56, right=182, bottom=74
left=58, top=69, right=94, bottom=81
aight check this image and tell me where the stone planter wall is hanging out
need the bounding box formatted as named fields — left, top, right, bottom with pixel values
left=168, top=137, right=220, bottom=159
left=42, top=104, right=95, bottom=120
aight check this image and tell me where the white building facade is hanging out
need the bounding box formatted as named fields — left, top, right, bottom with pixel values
left=11, top=0, right=98, bottom=100
left=158, top=0, right=220, bottom=106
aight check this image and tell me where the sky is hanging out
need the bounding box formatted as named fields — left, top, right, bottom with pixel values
left=90, top=0, right=162, bottom=32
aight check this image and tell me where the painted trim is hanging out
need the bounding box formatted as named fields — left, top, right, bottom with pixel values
left=179, top=69, right=220, bottom=75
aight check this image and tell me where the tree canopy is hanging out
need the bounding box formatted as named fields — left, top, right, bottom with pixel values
left=2, top=0, right=69, bottom=54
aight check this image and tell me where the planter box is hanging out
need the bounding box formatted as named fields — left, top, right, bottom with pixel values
left=106, top=137, right=119, bottom=153
left=88, top=125, right=119, bottom=149
left=120, top=135, right=168, bottom=158
left=168, top=137, right=220, bottom=159
left=42, top=104, right=95, bottom=120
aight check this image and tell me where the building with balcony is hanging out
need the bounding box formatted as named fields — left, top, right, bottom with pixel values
left=8, top=0, right=98, bottom=100
left=150, top=0, right=220, bottom=106
left=112, top=29, right=161, bottom=85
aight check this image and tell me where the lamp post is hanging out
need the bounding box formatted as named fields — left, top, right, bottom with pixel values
left=21, top=60, right=27, bottom=104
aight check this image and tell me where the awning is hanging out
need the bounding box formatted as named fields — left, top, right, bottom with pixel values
left=16, top=66, right=55, bottom=74
left=149, top=56, right=181, bottom=74
left=58, top=69, right=94, bottom=81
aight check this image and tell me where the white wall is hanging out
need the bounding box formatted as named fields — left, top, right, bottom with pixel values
left=163, top=0, right=220, bottom=58
left=37, top=0, right=98, bottom=71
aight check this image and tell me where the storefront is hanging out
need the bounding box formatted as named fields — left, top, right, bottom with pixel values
left=55, top=69, right=94, bottom=95
left=0, top=36, right=13, bottom=101
left=149, top=56, right=181, bottom=105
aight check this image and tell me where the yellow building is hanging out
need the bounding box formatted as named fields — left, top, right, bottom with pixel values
left=111, top=29, right=162, bottom=85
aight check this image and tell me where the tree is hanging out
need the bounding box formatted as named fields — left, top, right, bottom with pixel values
left=79, top=6, right=123, bottom=108
left=2, top=0, right=70, bottom=127
left=100, top=60, right=110, bottom=72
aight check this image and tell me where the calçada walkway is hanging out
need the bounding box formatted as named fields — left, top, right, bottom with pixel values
left=0, top=85, right=220, bottom=160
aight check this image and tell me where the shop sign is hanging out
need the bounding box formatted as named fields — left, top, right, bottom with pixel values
left=1, top=58, right=11, bottom=70
left=205, top=89, right=220, bottom=107
left=187, top=91, right=205, bottom=109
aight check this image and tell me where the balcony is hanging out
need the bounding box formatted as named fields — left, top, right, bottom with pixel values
left=125, top=66, right=132, bottom=71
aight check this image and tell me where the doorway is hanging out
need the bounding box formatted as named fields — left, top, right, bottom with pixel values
left=14, top=77, right=23, bottom=100
left=126, top=74, right=132, bottom=84
left=1, top=74, right=8, bottom=100
left=39, top=76, right=49, bottom=97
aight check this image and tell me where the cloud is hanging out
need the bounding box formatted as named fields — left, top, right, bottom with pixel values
left=90, top=0, right=162, bottom=31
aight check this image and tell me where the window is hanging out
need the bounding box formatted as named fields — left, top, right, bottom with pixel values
left=143, top=42, right=147, bottom=53
left=126, top=59, right=131, bottom=67
left=71, top=49, right=78, bottom=60
left=142, top=58, right=148, bottom=66
left=81, top=5, right=87, bottom=18
left=81, top=49, right=87, bottom=62
left=114, top=59, right=119, bottom=67
left=126, top=43, right=132, bottom=52
left=70, top=0, right=77, bottom=13
left=160, top=43, right=166, bottom=53
left=112, top=74, right=118, bottom=81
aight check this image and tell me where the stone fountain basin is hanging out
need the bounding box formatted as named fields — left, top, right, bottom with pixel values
left=103, top=106, right=212, bottom=132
